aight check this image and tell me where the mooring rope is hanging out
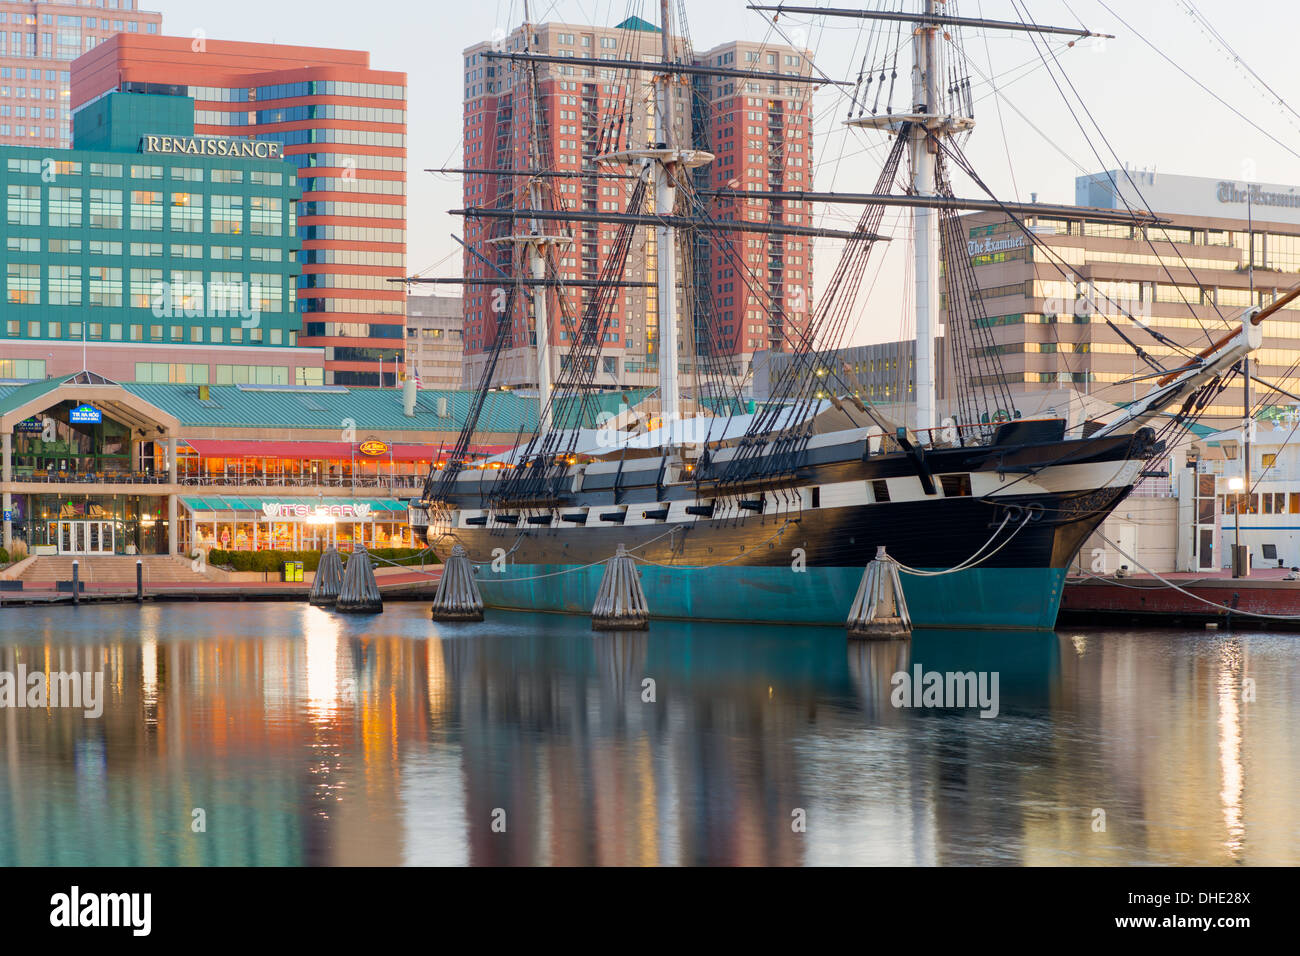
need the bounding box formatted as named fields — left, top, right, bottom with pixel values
left=365, top=549, right=444, bottom=579
left=893, top=512, right=1029, bottom=577
left=1094, top=532, right=1300, bottom=621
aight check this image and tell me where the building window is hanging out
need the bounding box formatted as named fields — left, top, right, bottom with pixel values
left=89, top=189, right=123, bottom=228
left=88, top=267, right=122, bottom=307
left=169, top=191, right=203, bottom=232
left=130, top=190, right=162, bottom=231
left=47, top=265, right=81, bottom=306
left=6, top=263, right=39, bottom=304
left=6, top=185, right=39, bottom=226
left=249, top=195, right=281, bottom=236
left=130, top=267, right=161, bottom=308
left=48, top=186, right=82, bottom=227
left=210, top=194, right=243, bottom=234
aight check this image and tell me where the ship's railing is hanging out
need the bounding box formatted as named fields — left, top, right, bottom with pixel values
left=868, top=421, right=998, bottom=456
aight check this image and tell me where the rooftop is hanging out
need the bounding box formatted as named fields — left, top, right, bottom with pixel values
left=0, top=376, right=654, bottom=435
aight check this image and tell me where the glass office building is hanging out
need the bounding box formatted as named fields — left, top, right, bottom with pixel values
left=0, top=90, right=310, bottom=383
left=72, top=34, right=408, bottom=387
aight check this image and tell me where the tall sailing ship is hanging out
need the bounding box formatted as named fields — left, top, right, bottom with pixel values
left=410, top=0, right=1295, bottom=630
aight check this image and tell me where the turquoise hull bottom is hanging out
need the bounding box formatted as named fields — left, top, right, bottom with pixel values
left=478, top=564, right=1069, bottom=631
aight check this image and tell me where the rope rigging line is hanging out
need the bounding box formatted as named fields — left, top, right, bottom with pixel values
left=894, top=511, right=1031, bottom=577
left=1096, top=0, right=1300, bottom=166
left=937, top=136, right=1198, bottom=375
left=1010, top=0, right=1228, bottom=344
left=1093, top=531, right=1300, bottom=622
left=705, top=129, right=912, bottom=490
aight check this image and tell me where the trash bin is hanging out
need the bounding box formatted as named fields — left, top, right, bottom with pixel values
left=294, top=561, right=304, bottom=582
left=283, top=561, right=293, bottom=582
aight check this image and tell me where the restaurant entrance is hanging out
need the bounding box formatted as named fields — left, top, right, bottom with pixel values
left=53, top=519, right=116, bottom=555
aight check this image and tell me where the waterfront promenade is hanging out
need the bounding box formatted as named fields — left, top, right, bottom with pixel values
left=0, top=555, right=441, bottom=605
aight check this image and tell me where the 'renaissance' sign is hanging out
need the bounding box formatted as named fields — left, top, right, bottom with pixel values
left=140, top=134, right=283, bottom=160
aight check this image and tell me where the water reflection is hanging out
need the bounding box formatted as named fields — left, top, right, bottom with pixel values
left=0, top=604, right=1295, bottom=865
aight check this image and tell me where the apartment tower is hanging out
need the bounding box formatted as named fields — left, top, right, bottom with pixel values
left=461, top=17, right=813, bottom=393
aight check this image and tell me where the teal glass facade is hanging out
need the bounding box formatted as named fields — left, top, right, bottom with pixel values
left=0, top=92, right=301, bottom=354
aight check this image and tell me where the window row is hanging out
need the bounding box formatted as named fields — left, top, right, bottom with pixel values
left=4, top=320, right=292, bottom=346
left=299, top=175, right=405, bottom=195
left=6, top=158, right=288, bottom=187
left=5, top=186, right=290, bottom=235
left=6, top=236, right=286, bottom=262
left=286, top=152, right=406, bottom=172
left=4, top=264, right=290, bottom=313
left=253, top=104, right=405, bottom=125
left=297, top=200, right=403, bottom=220
left=267, top=128, right=405, bottom=148
left=134, top=362, right=320, bottom=386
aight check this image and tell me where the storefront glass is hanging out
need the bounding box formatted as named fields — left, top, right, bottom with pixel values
left=182, top=497, right=413, bottom=553
left=17, top=494, right=169, bottom=554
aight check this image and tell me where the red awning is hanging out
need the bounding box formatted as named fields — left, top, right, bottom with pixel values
left=181, top=439, right=503, bottom=462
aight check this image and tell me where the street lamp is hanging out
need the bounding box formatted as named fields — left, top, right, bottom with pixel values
left=1228, top=476, right=1245, bottom=577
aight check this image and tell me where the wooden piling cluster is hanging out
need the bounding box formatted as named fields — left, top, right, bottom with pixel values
left=335, top=546, right=383, bottom=614
left=309, top=548, right=344, bottom=607
left=846, top=546, right=912, bottom=640
left=430, top=544, right=484, bottom=622
left=591, top=544, right=649, bottom=631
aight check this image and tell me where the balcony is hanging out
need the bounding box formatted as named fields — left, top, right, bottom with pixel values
left=9, top=467, right=170, bottom=485
left=178, top=474, right=427, bottom=491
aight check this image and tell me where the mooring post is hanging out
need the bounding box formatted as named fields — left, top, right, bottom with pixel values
left=309, top=547, right=344, bottom=607
left=592, top=544, right=649, bottom=631
left=335, top=545, right=383, bottom=614
left=136, top=558, right=143, bottom=604
left=431, top=544, right=484, bottom=622
left=846, top=546, right=912, bottom=640
left=72, top=559, right=79, bottom=607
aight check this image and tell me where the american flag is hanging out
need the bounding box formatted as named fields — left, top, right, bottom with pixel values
left=413, top=371, right=424, bottom=389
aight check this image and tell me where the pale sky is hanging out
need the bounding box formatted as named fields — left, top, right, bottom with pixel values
left=157, top=0, right=1300, bottom=345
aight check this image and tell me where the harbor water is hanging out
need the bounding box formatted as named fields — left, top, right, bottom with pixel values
left=0, top=602, right=1296, bottom=865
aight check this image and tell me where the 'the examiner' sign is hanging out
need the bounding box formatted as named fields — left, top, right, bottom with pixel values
left=140, top=135, right=283, bottom=160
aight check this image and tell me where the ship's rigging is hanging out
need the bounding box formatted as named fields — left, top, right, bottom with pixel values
left=418, top=0, right=1277, bottom=517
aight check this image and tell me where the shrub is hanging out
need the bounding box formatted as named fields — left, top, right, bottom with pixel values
left=0, top=547, right=8, bottom=565
left=9, top=539, right=28, bottom=560
left=204, top=547, right=434, bottom=573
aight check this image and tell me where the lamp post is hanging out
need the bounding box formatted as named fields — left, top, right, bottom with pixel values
left=1228, top=475, right=1245, bottom=578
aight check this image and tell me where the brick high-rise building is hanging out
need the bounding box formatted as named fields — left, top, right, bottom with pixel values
left=694, top=39, right=814, bottom=370
left=0, top=0, right=162, bottom=149
left=71, top=33, right=407, bottom=387
left=461, top=18, right=812, bottom=393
